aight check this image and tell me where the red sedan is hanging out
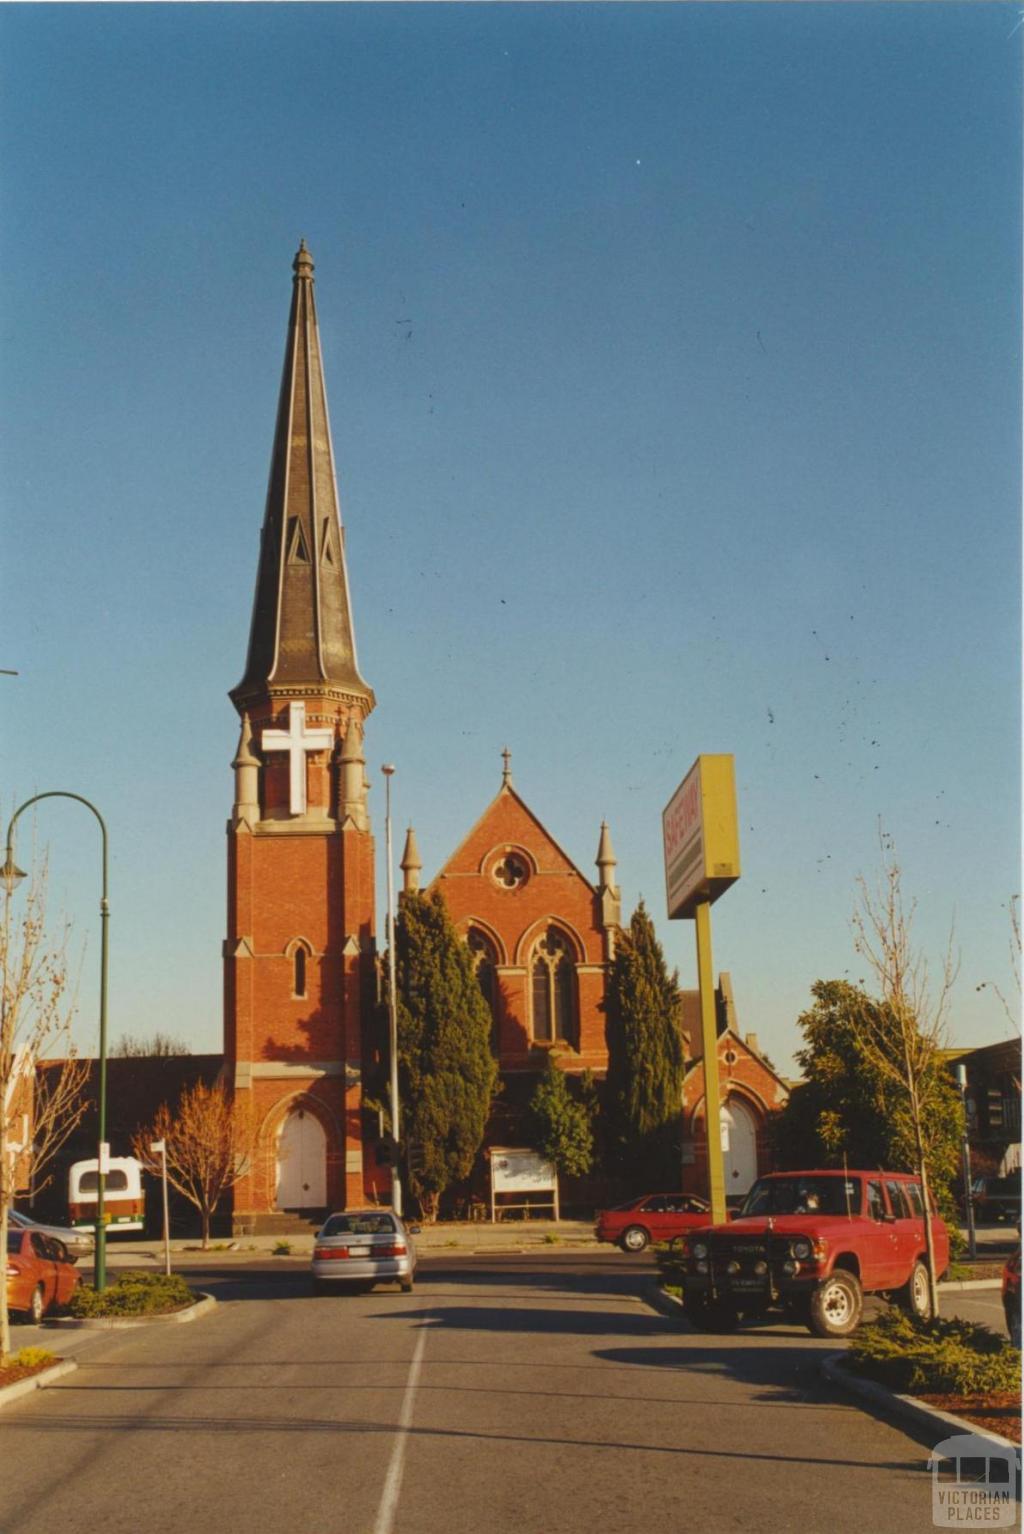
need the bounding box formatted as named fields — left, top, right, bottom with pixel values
left=595, top=1193, right=712, bottom=1252
left=6, top=1227, right=81, bottom=1323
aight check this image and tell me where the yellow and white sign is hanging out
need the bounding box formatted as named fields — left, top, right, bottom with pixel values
left=663, top=754, right=740, bottom=920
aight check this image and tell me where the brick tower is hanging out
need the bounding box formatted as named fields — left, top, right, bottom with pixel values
left=224, top=241, right=381, bottom=1231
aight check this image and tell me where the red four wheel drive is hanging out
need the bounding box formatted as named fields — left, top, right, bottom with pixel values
left=678, top=1170, right=949, bottom=1338
left=594, top=1194, right=713, bottom=1252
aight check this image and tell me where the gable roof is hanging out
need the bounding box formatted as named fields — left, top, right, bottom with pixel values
left=431, top=781, right=597, bottom=893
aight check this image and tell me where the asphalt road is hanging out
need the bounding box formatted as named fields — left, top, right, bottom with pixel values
left=0, top=1252, right=1006, bottom=1534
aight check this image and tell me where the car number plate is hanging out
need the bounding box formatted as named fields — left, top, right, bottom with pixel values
left=728, top=1278, right=766, bottom=1290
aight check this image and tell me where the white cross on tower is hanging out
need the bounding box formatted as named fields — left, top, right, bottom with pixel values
left=261, top=701, right=334, bottom=815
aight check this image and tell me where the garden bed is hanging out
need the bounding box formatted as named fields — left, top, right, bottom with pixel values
left=915, top=1390, right=1021, bottom=1444
left=68, top=1270, right=198, bottom=1319
left=0, top=1349, right=60, bottom=1390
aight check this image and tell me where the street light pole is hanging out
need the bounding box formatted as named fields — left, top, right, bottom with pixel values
left=2, top=792, right=111, bottom=1291
left=381, top=764, right=402, bottom=1217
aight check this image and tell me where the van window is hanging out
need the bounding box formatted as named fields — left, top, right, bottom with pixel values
left=79, top=1169, right=129, bottom=1194
left=903, top=1182, right=924, bottom=1217
left=885, top=1181, right=910, bottom=1219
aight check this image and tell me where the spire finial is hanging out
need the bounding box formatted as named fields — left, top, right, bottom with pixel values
left=501, top=746, right=512, bottom=787
left=293, top=239, right=314, bottom=277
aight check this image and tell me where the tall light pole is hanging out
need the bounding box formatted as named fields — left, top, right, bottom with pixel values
left=381, top=765, right=402, bottom=1217
left=2, top=792, right=111, bottom=1291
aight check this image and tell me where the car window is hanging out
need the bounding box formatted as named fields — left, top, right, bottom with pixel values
left=645, top=1198, right=667, bottom=1213
left=7, top=1232, right=24, bottom=1255
left=30, top=1232, right=50, bottom=1259
left=903, top=1181, right=924, bottom=1217
left=866, top=1181, right=886, bottom=1222
left=741, top=1176, right=861, bottom=1217
left=682, top=1198, right=708, bottom=1214
left=50, top=1238, right=69, bottom=1263
left=320, top=1214, right=397, bottom=1237
left=885, top=1181, right=910, bottom=1219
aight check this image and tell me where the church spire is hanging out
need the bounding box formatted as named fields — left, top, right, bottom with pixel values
left=231, top=241, right=374, bottom=715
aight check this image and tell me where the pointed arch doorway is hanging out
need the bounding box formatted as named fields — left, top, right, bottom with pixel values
left=276, top=1105, right=327, bottom=1209
left=721, top=1097, right=759, bottom=1196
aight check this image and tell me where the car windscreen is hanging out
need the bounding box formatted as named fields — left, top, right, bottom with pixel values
left=740, top=1176, right=861, bottom=1217
left=320, top=1214, right=397, bottom=1237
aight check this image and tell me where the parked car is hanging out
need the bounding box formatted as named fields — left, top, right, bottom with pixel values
left=594, top=1194, right=713, bottom=1253
left=677, top=1169, right=950, bottom=1339
left=311, top=1209, right=419, bottom=1294
left=971, top=1174, right=1022, bottom=1226
left=6, top=1228, right=81, bottom=1323
left=9, top=1208, right=94, bottom=1261
left=1003, top=1247, right=1021, bottom=1348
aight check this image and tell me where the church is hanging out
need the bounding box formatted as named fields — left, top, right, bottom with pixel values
left=221, top=242, right=787, bottom=1232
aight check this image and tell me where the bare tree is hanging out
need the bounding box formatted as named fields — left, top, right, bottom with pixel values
left=111, top=1032, right=191, bottom=1058
left=852, top=829, right=959, bottom=1319
left=1, top=862, right=89, bottom=1363
left=132, top=1081, right=254, bottom=1249
left=975, top=894, right=1021, bottom=1034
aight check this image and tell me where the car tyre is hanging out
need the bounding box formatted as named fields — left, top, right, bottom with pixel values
left=897, top=1260, right=932, bottom=1322
left=620, top=1226, right=650, bottom=1253
left=807, top=1271, right=863, bottom=1338
left=400, top=1276, right=414, bottom=1293
left=28, top=1284, right=46, bottom=1326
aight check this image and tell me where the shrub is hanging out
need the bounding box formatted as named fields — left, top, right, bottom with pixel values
left=68, top=1270, right=195, bottom=1318
left=14, top=1347, right=56, bottom=1369
left=848, top=1308, right=1021, bottom=1396
left=272, top=1240, right=292, bottom=1256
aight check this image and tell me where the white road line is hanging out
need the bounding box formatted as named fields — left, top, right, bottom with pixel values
left=373, top=1319, right=432, bottom=1534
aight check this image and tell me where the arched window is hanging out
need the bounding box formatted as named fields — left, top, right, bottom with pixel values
left=293, top=944, right=308, bottom=998
left=531, top=927, right=577, bottom=1046
left=467, top=927, right=500, bottom=1053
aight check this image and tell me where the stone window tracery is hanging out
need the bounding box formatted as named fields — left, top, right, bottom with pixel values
left=530, top=926, right=577, bottom=1047
left=467, top=927, right=500, bottom=1054
left=492, top=852, right=529, bottom=890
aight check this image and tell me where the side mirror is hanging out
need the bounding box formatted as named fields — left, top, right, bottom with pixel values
left=408, top=1225, right=422, bottom=1236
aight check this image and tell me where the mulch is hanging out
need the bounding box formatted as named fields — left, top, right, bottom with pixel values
left=0, top=1360, right=59, bottom=1390
left=915, top=1390, right=1022, bottom=1444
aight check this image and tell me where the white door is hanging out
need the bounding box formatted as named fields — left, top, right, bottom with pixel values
left=276, top=1107, right=327, bottom=1209
left=721, top=1098, right=759, bottom=1196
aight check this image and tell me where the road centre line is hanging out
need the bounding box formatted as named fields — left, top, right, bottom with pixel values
left=373, top=1316, right=433, bottom=1534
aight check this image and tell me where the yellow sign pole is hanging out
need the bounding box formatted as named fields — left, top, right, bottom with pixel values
left=694, top=897, right=727, bottom=1226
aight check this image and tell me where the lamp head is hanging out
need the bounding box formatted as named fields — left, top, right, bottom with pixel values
left=381, top=764, right=396, bottom=777
left=0, top=853, right=26, bottom=895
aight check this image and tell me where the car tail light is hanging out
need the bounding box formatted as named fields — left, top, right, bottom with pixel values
left=6, top=1265, right=19, bottom=1278
left=314, top=1247, right=350, bottom=1261
left=375, top=1244, right=407, bottom=1258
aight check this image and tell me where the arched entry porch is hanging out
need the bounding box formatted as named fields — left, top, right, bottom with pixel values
left=276, top=1103, right=327, bottom=1210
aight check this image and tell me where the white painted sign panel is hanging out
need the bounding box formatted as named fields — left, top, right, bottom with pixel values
left=491, top=1149, right=557, bottom=1194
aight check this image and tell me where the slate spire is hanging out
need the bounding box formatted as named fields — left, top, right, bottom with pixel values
left=231, top=241, right=374, bottom=714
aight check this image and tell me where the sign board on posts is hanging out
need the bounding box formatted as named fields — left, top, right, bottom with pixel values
left=662, top=754, right=740, bottom=920
left=490, top=1149, right=557, bottom=1194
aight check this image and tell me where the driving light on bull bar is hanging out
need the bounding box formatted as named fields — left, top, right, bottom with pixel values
left=692, top=1241, right=709, bottom=1261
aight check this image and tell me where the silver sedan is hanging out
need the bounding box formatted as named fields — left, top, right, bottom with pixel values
left=311, top=1209, right=418, bottom=1294
left=8, top=1208, right=95, bottom=1261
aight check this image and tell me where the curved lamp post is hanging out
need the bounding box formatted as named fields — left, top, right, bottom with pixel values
left=1, top=792, right=110, bottom=1291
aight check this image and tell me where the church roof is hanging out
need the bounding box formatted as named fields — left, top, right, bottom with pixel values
left=231, top=241, right=374, bottom=712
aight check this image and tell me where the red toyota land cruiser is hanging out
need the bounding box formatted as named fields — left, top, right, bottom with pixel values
left=678, top=1169, right=949, bottom=1338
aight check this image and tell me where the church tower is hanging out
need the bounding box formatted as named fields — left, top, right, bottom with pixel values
left=224, top=242, right=381, bottom=1230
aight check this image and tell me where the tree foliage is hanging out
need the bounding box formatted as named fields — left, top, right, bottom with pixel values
left=111, top=1032, right=191, bottom=1058
left=1, top=862, right=88, bottom=1363
left=395, top=890, right=497, bottom=1218
left=132, top=1081, right=254, bottom=1248
left=529, top=1054, right=595, bottom=1179
left=774, top=979, right=963, bottom=1211
left=604, top=901, right=685, bottom=1188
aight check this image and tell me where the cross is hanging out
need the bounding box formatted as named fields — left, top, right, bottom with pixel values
left=262, top=701, right=333, bottom=815
left=501, top=746, right=512, bottom=786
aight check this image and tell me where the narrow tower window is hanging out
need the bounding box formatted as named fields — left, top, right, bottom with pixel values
left=293, top=945, right=307, bottom=998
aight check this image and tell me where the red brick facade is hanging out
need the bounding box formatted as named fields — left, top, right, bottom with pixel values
left=423, top=778, right=619, bottom=1078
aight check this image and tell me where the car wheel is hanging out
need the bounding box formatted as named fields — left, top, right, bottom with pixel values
left=620, top=1226, right=650, bottom=1253
left=1005, top=1302, right=1021, bottom=1350
left=28, top=1285, right=46, bottom=1326
left=807, top=1271, right=863, bottom=1338
left=897, top=1260, right=932, bottom=1322
left=400, top=1276, right=414, bottom=1293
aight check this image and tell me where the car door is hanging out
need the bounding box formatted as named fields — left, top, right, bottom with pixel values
left=863, top=1178, right=898, bottom=1288
left=48, top=1238, right=77, bottom=1306
left=638, top=1196, right=670, bottom=1240
left=29, top=1232, right=56, bottom=1310
left=884, top=1180, right=918, bottom=1281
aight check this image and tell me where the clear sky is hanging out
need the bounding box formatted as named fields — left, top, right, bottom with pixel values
left=1, top=3, right=1019, bottom=1072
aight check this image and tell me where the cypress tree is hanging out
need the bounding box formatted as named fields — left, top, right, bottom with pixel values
left=394, top=889, right=498, bottom=1218
left=604, top=900, right=685, bottom=1189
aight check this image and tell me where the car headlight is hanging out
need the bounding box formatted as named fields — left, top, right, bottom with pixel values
left=692, top=1241, right=709, bottom=1261
left=791, top=1237, right=812, bottom=1261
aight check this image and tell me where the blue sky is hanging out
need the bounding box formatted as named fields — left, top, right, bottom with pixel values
left=1, top=3, right=1019, bottom=1071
